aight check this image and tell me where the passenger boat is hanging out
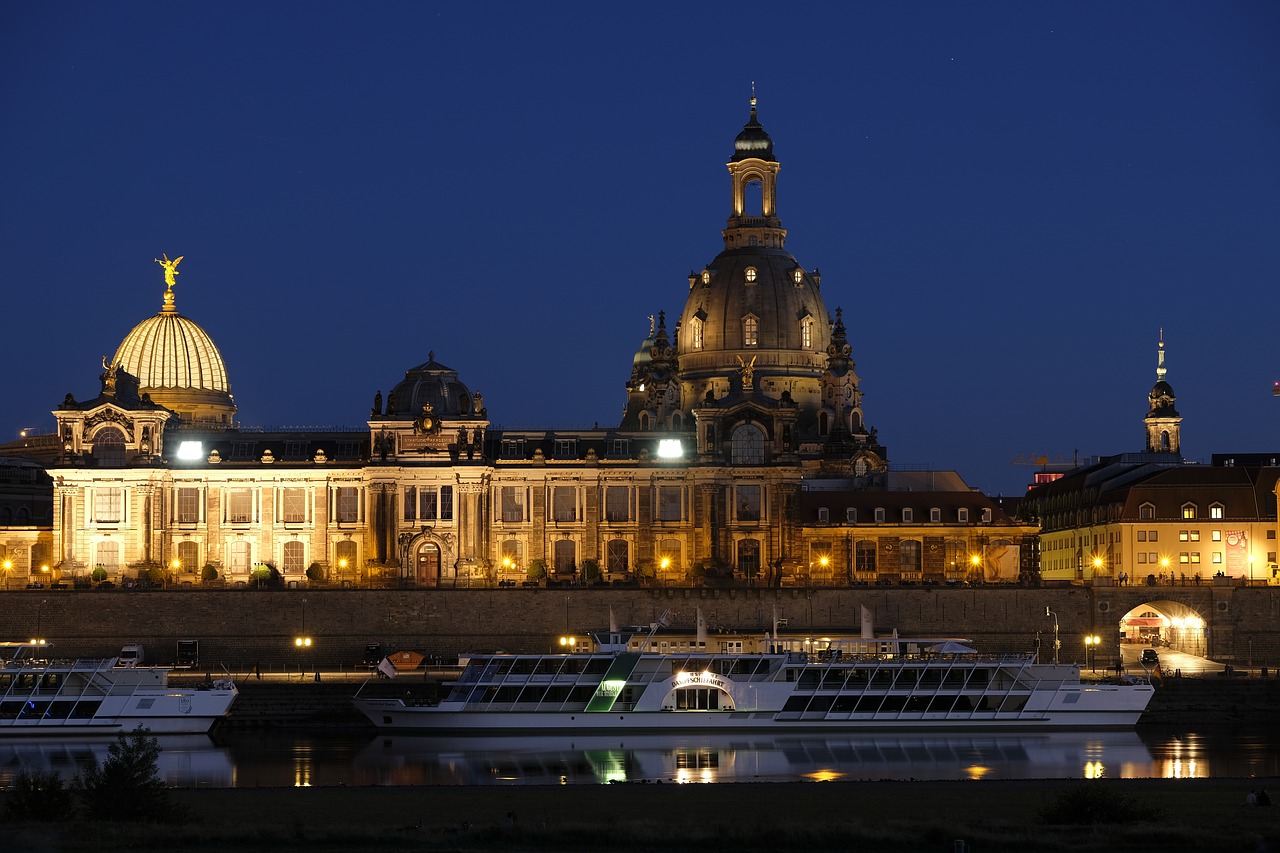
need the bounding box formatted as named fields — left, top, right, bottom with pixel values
left=354, top=621, right=1154, bottom=733
left=0, top=642, right=237, bottom=735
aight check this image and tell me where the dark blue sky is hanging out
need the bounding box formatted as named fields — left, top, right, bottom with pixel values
left=3, top=2, right=1278, bottom=496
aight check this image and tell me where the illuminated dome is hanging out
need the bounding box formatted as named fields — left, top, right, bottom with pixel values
left=112, top=284, right=236, bottom=426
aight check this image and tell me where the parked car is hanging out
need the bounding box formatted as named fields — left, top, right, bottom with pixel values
left=1140, top=649, right=1160, bottom=666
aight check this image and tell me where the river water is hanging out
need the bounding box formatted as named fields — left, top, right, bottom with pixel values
left=2, top=727, right=1275, bottom=788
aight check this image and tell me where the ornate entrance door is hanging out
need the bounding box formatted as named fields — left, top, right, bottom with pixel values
left=415, top=542, right=440, bottom=587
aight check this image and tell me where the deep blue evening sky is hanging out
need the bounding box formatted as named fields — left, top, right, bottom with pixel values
left=2, top=2, right=1278, bottom=496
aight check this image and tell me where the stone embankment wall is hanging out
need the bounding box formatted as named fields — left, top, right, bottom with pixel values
left=4, top=585, right=1279, bottom=671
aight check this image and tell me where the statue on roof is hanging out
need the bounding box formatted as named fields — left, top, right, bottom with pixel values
left=154, top=253, right=183, bottom=289
left=737, top=354, right=757, bottom=391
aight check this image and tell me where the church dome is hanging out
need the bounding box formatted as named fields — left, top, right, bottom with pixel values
left=385, top=353, right=479, bottom=419
left=112, top=279, right=236, bottom=426
left=676, top=99, right=833, bottom=413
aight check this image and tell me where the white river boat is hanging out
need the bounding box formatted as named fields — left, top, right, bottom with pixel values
left=0, top=643, right=237, bottom=736
left=354, top=623, right=1154, bottom=733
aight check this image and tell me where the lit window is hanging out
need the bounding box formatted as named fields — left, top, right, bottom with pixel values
left=1179, top=530, right=1189, bottom=542
left=283, top=542, right=305, bottom=574
left=702, top=270, right=711, bottom=284
left=1210, top=504, right=1224, bottom=519
left=94, top=488, right=123, bottom=523
left=1137, top=553, right=1147, bottom=564
left=743, top=316, right=758, bottom=347
left=228, top=488, right=253, bottom=524
left=1213, top=552, right=1222, bottom=564
left=1182, top=504, right=1197, bottom=519
left=500, top=487, right=525, bottom=523
left=1137, top=531, right=1147, bottom=542
left=335, top=487, right=359, bottom=523
left=691, top=317, right=703, bottom=349
left=1212, top=530, right=1222, bottom=542
left=745, top=267, right=757, bottom=283
left=177, top=488, right=200, bottom=524
left=1190, top=531, right=1200, bottom=542
left=282, top=488, right=306, bottom=523
left=801, top=317, right=813, bottom=348
left=793, top=269, right=803, bottom=284
left=657, top=486, right=682, bottom=522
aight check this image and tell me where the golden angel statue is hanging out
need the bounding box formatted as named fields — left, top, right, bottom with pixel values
left=154, top=253, right=184, bottom=288
left=737, top=354, right=757, bottom=389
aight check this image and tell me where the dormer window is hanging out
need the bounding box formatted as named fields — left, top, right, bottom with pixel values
left=930, top=507, right=941, bottom=523
left=817, top=507, right=829, bottom=523
left=1139, top=503, right=1155, bottom=520
left=957, top=507, right=970, bottom=523
left=874, top=507, right=886, bottom=523
left=902, top=508, right=914, bottom=523
left=1210, top=503, right=1224, bottom=519
left=846, top=507, right=857, bottom=523
left=702, top=270, right=711, bottom=284
left=981, top=508, right=993, bottom=524
left=1182, top=503, right=1197, bottom=520
left=793, top=268, right=803, bottom=284
left=744, top=267, right=757, bottom=283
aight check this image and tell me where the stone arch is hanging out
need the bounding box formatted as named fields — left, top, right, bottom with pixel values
left=1118, top=598, right=1207, bottom=659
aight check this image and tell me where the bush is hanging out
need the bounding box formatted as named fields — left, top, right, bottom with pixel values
left=305, top=562, right=325, bottom=582
left=201, top=563, right=218, bottom=583
left=527, top=559, right=547, bottom=581
left=73, top=727, right=177, bottom=822
left=251, top=563, right=281, bottom=588
left=5, top=768, right=73, bottom=822
left=1038, top=781, right=1166, bottom=825
left=90, top=566, right=108, bottom=582
left=582, top=559, right=601, bottom=582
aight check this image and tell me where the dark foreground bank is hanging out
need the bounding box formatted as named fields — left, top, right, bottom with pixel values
left=3, top=777, right=1280, bottom=852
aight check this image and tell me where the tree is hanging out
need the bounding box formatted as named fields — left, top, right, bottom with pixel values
left=305, top=562, right=325, bottom=582
left=201, top=563, right=218, bottom=583
left=582, top=559, right=602, bottom=583
left=73, top=727, right=176, bottom=822
left=5, top=768, right=72, bottom=822
left=527, top=559, right=547, bottom=581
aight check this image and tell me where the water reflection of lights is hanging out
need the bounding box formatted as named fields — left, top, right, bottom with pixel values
left=965, top=765, right=991, bottom=780
left=676, top=767, right=717, bottom=784
left=804, top=769, right=845, bottom=782
left=293, top=743, right=313, bottom=787
left=1084, top=761, right=1106, bottom=779
left=1162, top=757, right=1200, bottom=779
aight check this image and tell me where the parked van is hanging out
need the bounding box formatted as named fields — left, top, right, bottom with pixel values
left=115, top=644, right=145, bottom=667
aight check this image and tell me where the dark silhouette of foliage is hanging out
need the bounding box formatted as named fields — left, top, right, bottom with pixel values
left=72, top=727, right=175, bottom=822
left=5, top=768, right=73, bottom=822
left=1038, top=781, right=1166, bottom=825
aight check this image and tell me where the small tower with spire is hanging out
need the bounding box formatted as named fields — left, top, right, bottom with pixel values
left=1144, top=330, right=1182, bottom=455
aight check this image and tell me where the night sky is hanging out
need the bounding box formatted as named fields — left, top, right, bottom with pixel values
left=2, top=2, right=1277, bottom=496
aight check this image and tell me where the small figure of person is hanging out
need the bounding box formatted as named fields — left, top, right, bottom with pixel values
left=1245, top=790, right=1258, bottom=806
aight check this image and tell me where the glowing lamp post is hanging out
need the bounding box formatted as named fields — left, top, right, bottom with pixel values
left=2, top=559, right=11, bottom=590
left=294, top=597, right=313, bottom=677
left=1084, top=634, right=1101, bottom=673
left=558, top=635, right=577, bottom=653
left=1045, top=607, right=1060, bottom=664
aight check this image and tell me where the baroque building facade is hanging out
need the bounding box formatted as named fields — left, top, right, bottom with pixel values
left=20, top=101, right=1034, bottom=589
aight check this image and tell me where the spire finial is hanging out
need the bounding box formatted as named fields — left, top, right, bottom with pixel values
left=1155, top=331, right=1167, bottom=382
left=750, top=81, right=756, bottom=108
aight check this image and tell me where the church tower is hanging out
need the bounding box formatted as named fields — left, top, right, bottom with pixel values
left=1144, top=331, right=1182, bottom=455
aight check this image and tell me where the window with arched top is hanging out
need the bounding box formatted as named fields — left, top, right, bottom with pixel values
left=743, top=316, right=758, bottom=347
left=691, top=317, right=704, bottom=349
left=801, top=316, right=813, bottom=348
left=92, top=427, right=127, bottom=467
left=899, top=540, right=922, bottom=573
left=730, top=423, right=766, bottom=465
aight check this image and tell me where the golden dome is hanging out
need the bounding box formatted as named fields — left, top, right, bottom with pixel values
left=112, top=282, right=236, bottom=426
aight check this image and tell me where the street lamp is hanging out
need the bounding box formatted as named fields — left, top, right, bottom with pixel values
left=1045, top=606, right=1060, bottom=664
left=33, top=597, right=48, bottom=646
left=2, top=559, right=11, bottom=590
left=1084, top=634, right=1101, bottom=672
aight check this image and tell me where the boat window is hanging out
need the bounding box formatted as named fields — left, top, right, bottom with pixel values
left=534, top=658, right=561, bottom=675
left=493, top=686, right=521, bottom=703
left=516, top=686, right=547, bottom=703
left=583, top=658, right=611, bottom=675
left=40, top=673, right=61, bottom=689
